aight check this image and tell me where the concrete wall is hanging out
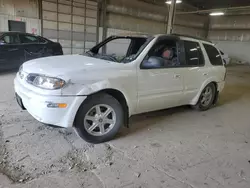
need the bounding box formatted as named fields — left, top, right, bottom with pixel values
left=0, top=0, right=41, bottom=34
left=174, top=14, right=207, bottom=38
left=214, top=41, right=250, bottom=64
left=101, top=0, right=207, bottom=54
left=105, top=0, right=207, bottom=37
left=0, top=14, right=41, bottom=35
left=42, top=0, right=98, bottom=54
left=0, top=0, right=39, bottom=18
left=209, top=15, right=250, bottom=64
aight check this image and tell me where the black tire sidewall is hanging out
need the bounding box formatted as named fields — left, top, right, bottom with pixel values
left=74, top=93, right=124, bottom=144
left=196, top=83, right=216, bottom=111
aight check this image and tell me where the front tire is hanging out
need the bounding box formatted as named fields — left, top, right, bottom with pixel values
left=74, top=93, right=124, bottom=144
left=192, top=83, right=216, bottom=111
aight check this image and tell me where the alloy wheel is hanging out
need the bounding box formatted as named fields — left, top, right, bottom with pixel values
left=200, top=86, right=213, bottom=107
left=84, top=104, right=116, bottom=136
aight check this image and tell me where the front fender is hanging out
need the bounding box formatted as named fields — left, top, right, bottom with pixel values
left=75, top=80, right=136, bottom=116
left=76, top=80, right=110, bottom=95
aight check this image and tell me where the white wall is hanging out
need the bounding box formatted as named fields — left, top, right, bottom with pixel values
left=0, top=0, right=40, bottom=35
left=0, top=14, right=41, bottom=35
left=106, top=0, right=207, bottom=38
left=0, top=0, right=39, bottom=18
left=214, top=41, right=250, bottom=64
left=209, top=15, right=250, bottom=64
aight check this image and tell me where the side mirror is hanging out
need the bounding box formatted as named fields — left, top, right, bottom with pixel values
left=141, top=56, right=164, bottom=69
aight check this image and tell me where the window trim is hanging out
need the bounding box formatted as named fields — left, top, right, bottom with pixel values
left=219, top=50, right=224, bottom=55
left=182, top=40, right=205, bottom=67
left=90, top=36, right=150, bottom=54
left=203, top=43, right=224, bottom=66
left=37, top=36, right=48, bottom=44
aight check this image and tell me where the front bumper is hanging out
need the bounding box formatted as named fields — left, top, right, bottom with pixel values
left=14, top=77, right=87, bottom=128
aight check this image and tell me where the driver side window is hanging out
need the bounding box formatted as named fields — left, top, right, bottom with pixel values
left=141, top=38, right=180, bottom=69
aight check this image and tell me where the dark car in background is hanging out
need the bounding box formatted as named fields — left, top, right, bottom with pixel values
left=0, top=32, right=63, bottom=72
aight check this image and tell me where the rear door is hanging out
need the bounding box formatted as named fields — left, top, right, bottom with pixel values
left=180, top=40, right=209, bottom=104
left=0, top=33, right=23, bottom=71
left=203, top=43, right=226, bottom=81
left=19, top=34, right=48, bottom=62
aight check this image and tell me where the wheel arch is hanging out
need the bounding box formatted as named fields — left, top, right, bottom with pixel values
left=101, top=89, right=129, bottom=127
left=73, top=88, right=130, bottom=128
left=190, top=80, right=218, bottom=105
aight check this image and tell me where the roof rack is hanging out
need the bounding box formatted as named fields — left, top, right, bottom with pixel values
left=171, top=33, right=212, bottom=43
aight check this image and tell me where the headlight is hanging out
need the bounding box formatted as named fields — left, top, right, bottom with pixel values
left=26, top=74, right=66, bottom=90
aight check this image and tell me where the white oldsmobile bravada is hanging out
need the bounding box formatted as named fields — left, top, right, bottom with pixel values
left=14, top=34, right=226, bottom=143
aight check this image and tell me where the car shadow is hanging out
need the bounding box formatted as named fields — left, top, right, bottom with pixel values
left=218, top=84, right=250, bottom=106
left=116, top=105, right=191, bottom=139
left=116, top=84, right=249, bottom=139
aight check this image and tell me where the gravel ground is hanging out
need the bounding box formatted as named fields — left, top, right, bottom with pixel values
left=0, top=65, right=250, bottom=188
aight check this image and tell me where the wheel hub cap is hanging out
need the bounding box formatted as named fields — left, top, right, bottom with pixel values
left=201, top=86, right=213, bottom=107
left=84, top=104, right=116, bottom=136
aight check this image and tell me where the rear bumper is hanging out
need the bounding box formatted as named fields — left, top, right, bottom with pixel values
left=14, top=77, right=86, bottom=128
left=217, top=81, right=225, bottom=93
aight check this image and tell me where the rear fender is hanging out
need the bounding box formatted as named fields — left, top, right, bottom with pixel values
left=190, top=77, right=219, bottom=105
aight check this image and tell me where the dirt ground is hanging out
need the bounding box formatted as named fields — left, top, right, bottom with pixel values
left=0, top=65, right=250, bottom=188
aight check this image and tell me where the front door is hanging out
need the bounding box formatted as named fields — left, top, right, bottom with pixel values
left=0, top=33, right=23, bottom=71
left=136, top=37, right=184, bottom=114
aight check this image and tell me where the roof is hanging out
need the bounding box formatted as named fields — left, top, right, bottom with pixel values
left=108, top=33, right=212, bottom=44
left=109, top=34, right=150, bottom=38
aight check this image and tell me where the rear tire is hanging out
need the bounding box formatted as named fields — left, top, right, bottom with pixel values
left=74, top=93, right=124, bottom=144
left=192, top=83, right=216, bottom=111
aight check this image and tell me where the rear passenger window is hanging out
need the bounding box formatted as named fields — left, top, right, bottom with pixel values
left=184, top=41, right=204, bottom=66
left=203, top=44, right=223, bottom=66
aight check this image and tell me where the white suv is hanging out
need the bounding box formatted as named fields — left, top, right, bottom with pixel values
left=14, top=34, right=226, bottom=143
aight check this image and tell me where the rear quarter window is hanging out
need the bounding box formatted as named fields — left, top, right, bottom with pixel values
left=203, top=44, right=223, bottom=66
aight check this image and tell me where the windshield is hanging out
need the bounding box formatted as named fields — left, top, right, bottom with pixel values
left=84, top=36, right=154, bottom=63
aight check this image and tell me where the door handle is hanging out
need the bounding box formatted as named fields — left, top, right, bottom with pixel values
left=174, top=74, right=181, bottom=79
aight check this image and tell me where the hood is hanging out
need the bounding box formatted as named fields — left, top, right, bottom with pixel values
left=22, top=55, right=123, bottom=77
